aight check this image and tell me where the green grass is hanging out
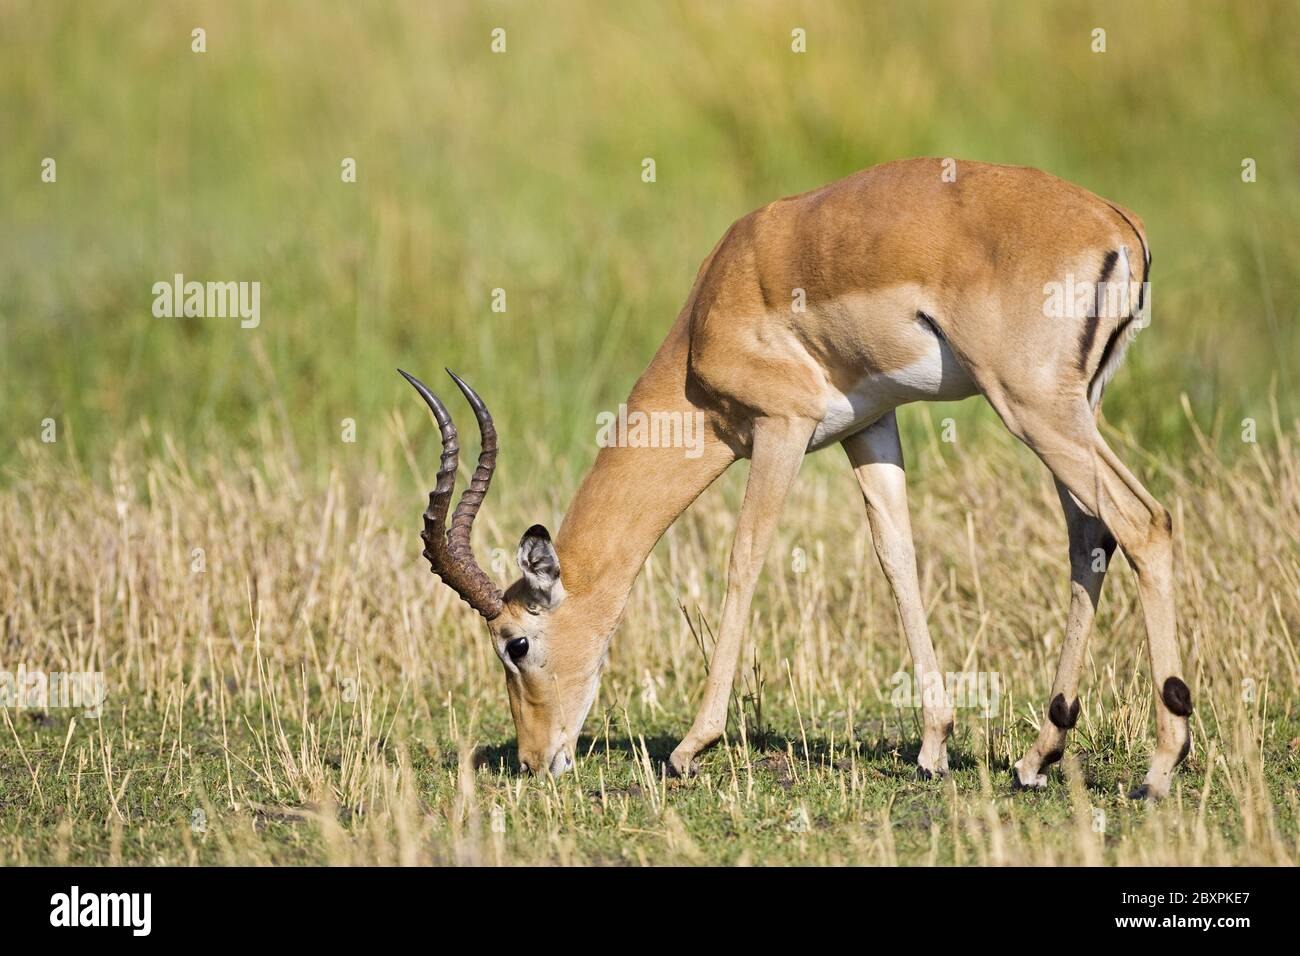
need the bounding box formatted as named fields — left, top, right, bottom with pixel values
left=3, top=699, right=1294, bottom=866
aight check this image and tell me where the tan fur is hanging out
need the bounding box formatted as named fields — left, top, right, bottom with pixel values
left=474, top=159, right=1185, bottom=797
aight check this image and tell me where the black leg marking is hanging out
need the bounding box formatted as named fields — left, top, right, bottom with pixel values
left=1127, top=784, right=1150, bottom=800
left=1162, top=677, right=1193, bottom=717
left=1048, top=693, right=1081, bottom=729
left=665, top=757, right=698, bottom=779
left=1039, top=747, right=1064, bottom=770
left=1175, top=733, right=1191, bottom=767
left=1099, top=530, right=1118, bottom=558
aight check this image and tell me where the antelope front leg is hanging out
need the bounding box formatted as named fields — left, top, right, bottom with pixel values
left=668, top=415, right=816, bottom=777
left=1012, top=480, right=1115, bottom=789
left=843, top=414, right=953, bottom=777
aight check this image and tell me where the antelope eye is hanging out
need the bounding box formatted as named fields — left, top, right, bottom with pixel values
left=506, top=637, right=529, bottom=661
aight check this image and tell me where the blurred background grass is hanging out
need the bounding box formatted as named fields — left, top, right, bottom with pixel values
left=2, top=0, right=1297, bottom=486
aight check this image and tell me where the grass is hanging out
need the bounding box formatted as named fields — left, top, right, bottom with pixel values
left=0, top=401, right=1296, bottom=865
left=0, top=1, right=1297, bottom=865
left=2, top=1, right=1298, bottom=472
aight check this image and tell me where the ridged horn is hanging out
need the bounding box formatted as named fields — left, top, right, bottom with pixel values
left=398, top=368, right=504, bottom=620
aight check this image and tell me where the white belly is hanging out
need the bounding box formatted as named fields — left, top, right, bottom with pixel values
left=807, top=333, right=977, bottom=451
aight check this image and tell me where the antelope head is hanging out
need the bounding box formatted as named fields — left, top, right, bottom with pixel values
left=399, top=369, right=592, bottom=776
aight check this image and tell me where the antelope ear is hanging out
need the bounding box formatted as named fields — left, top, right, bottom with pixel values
left=517, top=525, right=563, bottom=608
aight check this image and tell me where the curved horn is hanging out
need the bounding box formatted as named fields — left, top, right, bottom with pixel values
left=399, top=369, right=504, bottom=620
left=445, top=369, right=498, bottom=556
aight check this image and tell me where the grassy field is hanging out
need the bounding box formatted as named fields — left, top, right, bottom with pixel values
left=1, top=1, right=1297, bottom=865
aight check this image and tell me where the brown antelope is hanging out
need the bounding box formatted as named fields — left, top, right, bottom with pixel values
left=401, top=158, right=1192, bottom=799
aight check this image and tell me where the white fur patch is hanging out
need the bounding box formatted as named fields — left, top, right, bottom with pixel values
left=1088, top=246, right=1138, bottom=409
left=807, top=327, right=977, bottom=451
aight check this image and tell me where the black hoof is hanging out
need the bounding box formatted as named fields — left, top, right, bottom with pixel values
left=1127, top=784, right=1150, bottom=800
left=665, top=757, right=698, bottom=779
left=916, top=765, right=947, bottom=781
left=1010, top=765, right=1046, bottom=792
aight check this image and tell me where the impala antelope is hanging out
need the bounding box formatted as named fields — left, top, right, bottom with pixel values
left=400, top=158, right=1191, bottom=799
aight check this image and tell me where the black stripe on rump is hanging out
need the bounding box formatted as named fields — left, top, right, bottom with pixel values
left=1076, top=250, right=1120, bottom=371
left=1086, top=315, right=1134, bottom=400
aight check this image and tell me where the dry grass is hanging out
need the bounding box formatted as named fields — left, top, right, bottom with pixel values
left=1, top=398, right=1295, bottom=865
